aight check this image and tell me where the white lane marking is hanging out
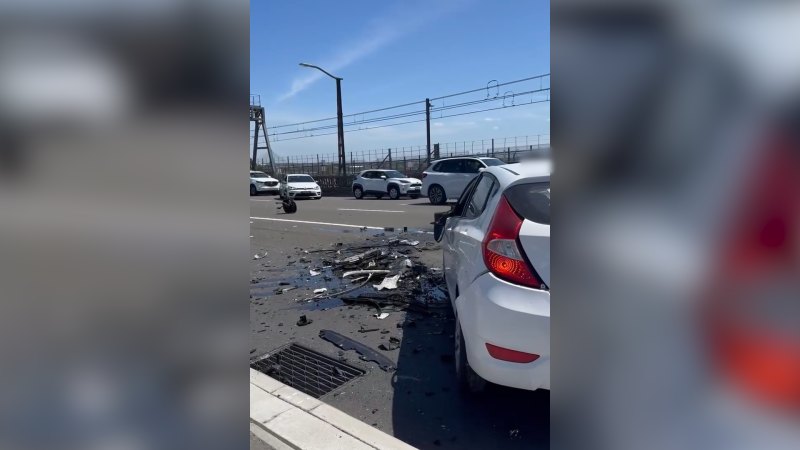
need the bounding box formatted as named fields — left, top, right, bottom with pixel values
left=250, top=216, right=384, bottom=230
left=336, top=208, right=405, bottom=213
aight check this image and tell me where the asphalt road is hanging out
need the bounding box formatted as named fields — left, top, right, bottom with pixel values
left=250, top=215, right=549, bottom=450
left=250, top=194, right=452, bottom=231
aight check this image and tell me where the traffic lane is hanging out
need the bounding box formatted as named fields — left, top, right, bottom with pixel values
left=250, top=195, right=451, bottom=230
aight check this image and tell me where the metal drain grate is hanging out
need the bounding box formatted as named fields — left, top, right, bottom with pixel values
left=251, top=343, right=365, bottom=398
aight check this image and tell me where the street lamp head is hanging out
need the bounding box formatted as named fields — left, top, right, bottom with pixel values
left=298, top=62, right=341, bottom=80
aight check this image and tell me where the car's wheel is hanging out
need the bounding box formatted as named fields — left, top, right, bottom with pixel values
left=455, top=319, right=487, bottom=394
left=250, top=185, right=257, bottom=196
left=428, top=185, right=446, bottom=205
left=410, top=194, right=420, bottom=199
left=388, top=186, right=400, bottom=200
left=353, top=187, right=364, bottom=199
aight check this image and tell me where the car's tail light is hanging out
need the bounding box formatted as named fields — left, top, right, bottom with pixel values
left=482, top=195, right=543, bottom=289
left=706, top=130, right=800, bottom=410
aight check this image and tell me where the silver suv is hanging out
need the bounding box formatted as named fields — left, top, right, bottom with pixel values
left=421, top=157, right=505, bottom=204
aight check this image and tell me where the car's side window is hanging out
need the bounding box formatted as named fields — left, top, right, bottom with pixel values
left=452, top=176, right=480, bottom=217
left=463, top=174, right=495, bottom=219
left=464, top=159, right=483, bottom=174
left=437, top=160, right=453, bottom=172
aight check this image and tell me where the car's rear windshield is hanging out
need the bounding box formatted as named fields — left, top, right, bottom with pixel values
left=288, top=175, right=315, bottom=183
left=505, top=182, right=549, bottom=225
left=480, top=158, right=505, bottom=166
left=251, top=172, right=269, bottom=177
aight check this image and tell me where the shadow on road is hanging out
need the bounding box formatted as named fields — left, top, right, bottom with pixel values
left=391, top=308, right=549, bottom=449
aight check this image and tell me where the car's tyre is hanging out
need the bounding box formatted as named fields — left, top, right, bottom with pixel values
left=388, top=186, right=400, bottom=200
left=410, top=194, right=420, bottom=199
left=250, top=185, right=257, bottom=196
left=455, top=319, right=487, bottom=394
left=353, top=186, right=364, bottom=199
left=428, top=185, right=446, bottom=205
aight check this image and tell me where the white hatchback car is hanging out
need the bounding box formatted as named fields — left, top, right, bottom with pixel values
left=250, top=171, right=280, bottom=196
left=279, top=174, right=322, bottom=200
left=421, top=157, right=506, bottom=205
left=434, top=161, right=550, bottom=393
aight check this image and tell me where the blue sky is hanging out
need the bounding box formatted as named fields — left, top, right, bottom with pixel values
left=251, top=0, right=549, bottom=158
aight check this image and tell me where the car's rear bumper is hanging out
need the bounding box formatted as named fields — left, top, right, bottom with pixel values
left=456, top=272, right=550, bottom=391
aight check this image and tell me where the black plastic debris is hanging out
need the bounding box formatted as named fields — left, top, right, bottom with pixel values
left=358, top=325, right=379, bottom=333
left=319, top=329, right=396, bottom=371
left=297, top=315, right=313, bottom=326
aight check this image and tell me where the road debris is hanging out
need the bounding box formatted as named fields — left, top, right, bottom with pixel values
left=374, top=312, right=390, bottom=320
left=319, top=329, right=396, bottom=371
left=296, top=315, right=313, bottom=326
left=310, top=269, right=321, bottom=276
left=313, top=288, right=327, bottom=294
left=374, top=275, right=400, bottom=291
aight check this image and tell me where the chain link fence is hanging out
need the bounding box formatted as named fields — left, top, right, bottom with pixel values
left=255, top=134, right=550, bottom=178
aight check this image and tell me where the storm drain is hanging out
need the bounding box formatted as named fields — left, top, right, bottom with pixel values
left=251, top=343, right=365, bottom=398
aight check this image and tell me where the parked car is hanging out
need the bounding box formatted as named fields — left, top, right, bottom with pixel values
left=351, top=169, right=422, bottom=200
left=421, top=157, right=506, bottom=205
left=433, top=161, right=550, bottom=393
left=250, top=170, right=280, bottom=196
left=279, top=174, right=322, bottom=199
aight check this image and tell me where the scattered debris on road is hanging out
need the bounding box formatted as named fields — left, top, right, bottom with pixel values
left=296, top=315, right=313, bottom=326
left=374, top=312, right=390, bottom=320
left=319, top=329, right=396, bottom=371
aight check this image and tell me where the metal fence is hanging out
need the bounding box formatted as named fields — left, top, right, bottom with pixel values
left=254, top=134, right=550, bottom=178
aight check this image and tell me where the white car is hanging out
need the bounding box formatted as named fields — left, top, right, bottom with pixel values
left=434, top=161, right=550, bottom=393
left=421, top=157, right=506, bottom=205
left=279, top=174, right=322, bottom=200
left=250, top=171, right=280, bottom=196
left=351, top=169, right=422, bottom=200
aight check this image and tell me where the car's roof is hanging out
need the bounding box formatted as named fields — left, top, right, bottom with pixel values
left=486, top=161, right=550, bottom=186
left=286, top=173, right=313, bottom=177
left=429, top=156, right=485, bottom=163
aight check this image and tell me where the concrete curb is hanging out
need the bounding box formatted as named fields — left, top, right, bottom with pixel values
left=250, top=369, right=417, bottom=450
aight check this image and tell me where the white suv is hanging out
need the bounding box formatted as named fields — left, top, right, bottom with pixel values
left=351, top=170, right=422, bottom=200
left=250, top=171, right=280, bottom=196
left=434, top=161, right=550, bottom=393
left=421, top=157, right=505, bottom=204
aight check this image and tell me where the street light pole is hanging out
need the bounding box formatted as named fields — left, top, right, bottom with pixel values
left=299, top=63, right=347, bottom=176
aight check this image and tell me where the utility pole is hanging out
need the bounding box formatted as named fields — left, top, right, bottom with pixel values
left=425, top=98, right=432, bottom=165
left=299, top=63, right=347, bottom=176
left=336, top=78, right=346, bottom=176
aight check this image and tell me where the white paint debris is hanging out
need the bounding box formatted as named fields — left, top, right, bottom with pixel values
left=399, top=239, right=420, bottom=246
left=343, top=270, right=390, bottom=278
left=309, top=269, right=321, bottom=276
left=313, top=288, right=327, bottom=294
left=374, top=313, right=390, bottom=320
left=374, top=274, right=400, bottom=291
left=368, top=261, right=376, bottom=268
left=403, top=259, right=413, bottom=268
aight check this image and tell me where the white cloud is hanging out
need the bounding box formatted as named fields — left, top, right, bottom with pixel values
left=277, top=0, right=472, bottom=101
left=492, top=125, right=500, bottom=130
left=483, top=117, right=500, bottom=122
